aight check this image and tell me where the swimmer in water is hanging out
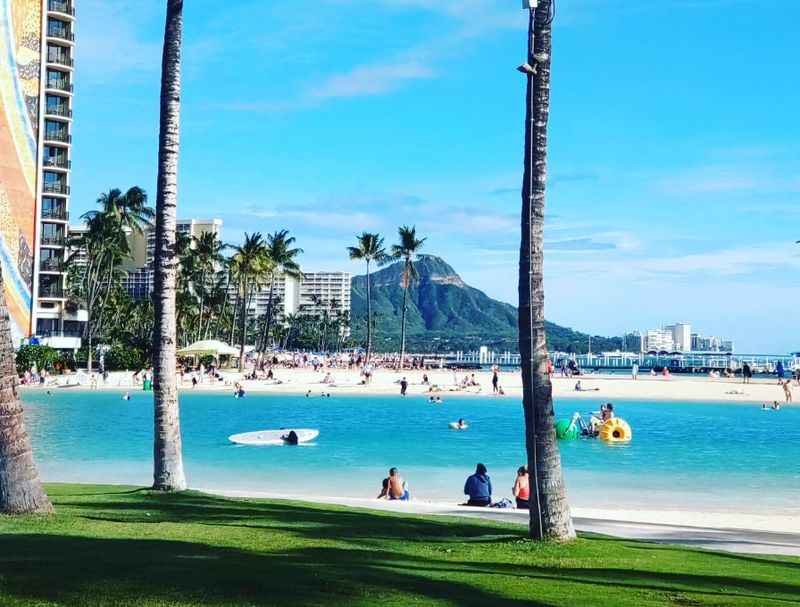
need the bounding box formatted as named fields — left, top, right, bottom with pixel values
left=123, top=392, right=131, bottom=401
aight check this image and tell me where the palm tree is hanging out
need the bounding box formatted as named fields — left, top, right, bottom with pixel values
left=347, top=232, right=387, bottom=362
left=256, top=230, right=303, bottom=362
left=228, top=233, right=269, bottom=367
left=192, top=231, right=224, bottom=341
left=86, top=187, right=155, bottom=237
left=518, top=0, right=574, bottom=541
left=68, top=210, right=129, bottom=372
left=0, top=269, right=52, bottom=514
left=151, top=0, right=187, bottom=492
left=390, top=226, right=425, bottom=369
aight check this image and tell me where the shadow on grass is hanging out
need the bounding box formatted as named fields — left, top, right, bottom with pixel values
left=4, top=488, right=798, bottom=606
left=0, top=534, right=546, bottom=607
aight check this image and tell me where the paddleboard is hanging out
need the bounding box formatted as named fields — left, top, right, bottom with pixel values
left=228, top=429, right=319, bottom=446
left=448, top=422, right=469, bottom=430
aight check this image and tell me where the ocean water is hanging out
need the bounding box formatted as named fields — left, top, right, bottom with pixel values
left=21, top=390, right=800, bottom=514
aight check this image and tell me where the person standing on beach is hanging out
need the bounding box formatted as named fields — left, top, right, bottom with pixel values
left=782, top=380, right=793, bottom=404
left=742, top=362, right=752, bottom=384
left=492, top=366, right=499, bottom=394
left=400, top=377, right=408, bottom=396
left=632, top=363, right=639, bottom=381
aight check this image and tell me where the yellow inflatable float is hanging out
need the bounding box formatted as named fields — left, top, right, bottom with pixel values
left=599, top=418, right=632, bottom=443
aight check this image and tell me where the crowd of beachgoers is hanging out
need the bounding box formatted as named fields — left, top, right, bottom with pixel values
left=18, top=349, right=799, bottom=406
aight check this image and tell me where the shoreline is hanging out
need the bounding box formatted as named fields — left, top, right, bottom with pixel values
left=23, top=368, right=797, bottom=405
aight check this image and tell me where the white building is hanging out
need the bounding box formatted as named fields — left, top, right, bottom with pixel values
left=644, top=329, right=674, bottom=352
left=665, top=323, right=692, bottom=352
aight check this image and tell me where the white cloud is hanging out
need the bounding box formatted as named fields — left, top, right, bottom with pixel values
left=309, top=60, right=435, bottom=100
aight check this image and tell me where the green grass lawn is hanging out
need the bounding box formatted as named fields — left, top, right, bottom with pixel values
left=0, top=485, right=797, bottom=606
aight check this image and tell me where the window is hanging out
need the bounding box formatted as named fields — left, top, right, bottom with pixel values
left=46, top=94, right=69, bottom=116
left=46, top=69, right=69, bottom=91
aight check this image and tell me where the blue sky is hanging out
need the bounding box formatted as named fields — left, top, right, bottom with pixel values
left=69, top=0, right=799, bottom=352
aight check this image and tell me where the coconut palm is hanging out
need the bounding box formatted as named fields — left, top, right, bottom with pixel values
left=68, top=210, right=129, bottom=372
left=228, top=233, right=270, bottom=367
left=518, top=0, right=574, bottom=541
left=86, top=187, right=155, bottom=238
left=390, top=226, right=426, bottom=369
left=192, top=231, right=224, bottom=341
left=256, top=230, right=303, bottom=361
left=347, top=232, right=388, bottom=362
left=151, top=0, right=187, bottom=492
left=0, top=269, right=52, bottom=514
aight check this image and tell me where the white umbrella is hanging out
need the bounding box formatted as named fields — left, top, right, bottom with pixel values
left=177, top=340, right=240, bottom=357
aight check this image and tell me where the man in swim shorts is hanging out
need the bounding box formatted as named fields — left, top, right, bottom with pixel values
left=386, top=467, right=409, bottom=500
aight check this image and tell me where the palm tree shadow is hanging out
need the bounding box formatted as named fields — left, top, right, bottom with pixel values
left=0, top=534, right=548, bottom=607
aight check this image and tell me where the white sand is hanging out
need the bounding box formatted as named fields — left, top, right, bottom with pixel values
left=38, top=367, right=797, bottom=405
left=199, top=488, right=800, bottom=556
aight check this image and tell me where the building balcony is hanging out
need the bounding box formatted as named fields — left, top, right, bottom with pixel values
left=42, top=182, right=70, bottom=195
left=38, top=285, right=65, bottom=299
left=48, top=0, right=76, bottom=17
left=47, top=27, right=74, bottom=42
left=47, top=52, right=74, bottom=68
left=44, top=130, right=71, bottom=143
left=40, top=234, right=66, bottom=246
left=45, top=105, right=72, bottom=118
left=42, top=208, right=69, bottom=221
left=39, top=259, right=64, bottom=272
left=45, top=78, right=72, bottom=93
left=43, top=157, right=71, bottom=170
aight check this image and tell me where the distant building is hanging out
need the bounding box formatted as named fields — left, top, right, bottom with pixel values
left=665, top=323, right=692, bottom=352
left=644, top=329, right=674, bottom=352
left=622, top=331, right=643, bottom=353
left=121, top=218, right=223, bottom=299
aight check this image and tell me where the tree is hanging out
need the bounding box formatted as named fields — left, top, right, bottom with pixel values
left=347, top=232, right=387, bottom=362
left=152, top=0, right=187, bottom=492
left=192, top=231, right=224, bottom=341
left=390, top=226, right=426, bottom=369
left=0, top=269, right=52, bottom=514
left=518, top=0, right=574, bottom=541
left=68, top=210, right=129, bottom=372
left=256, top=230, right=303, bottom=363
left=85, top=187, right=154, bottom=237
left=228, top=233, right=269, bottom=367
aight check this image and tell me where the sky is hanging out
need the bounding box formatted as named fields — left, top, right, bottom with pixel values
left=68, top=0, right=800, bottom=353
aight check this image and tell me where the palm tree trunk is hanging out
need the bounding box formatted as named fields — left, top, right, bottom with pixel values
left=256, top=279, right=275, bottom=367
left=518, top=1, right=574, bottom=541
left=398, top=265, right=408, bottom=370
left=0, top=271, right=52, bottom=514
left=238, top=281, right=248, bottom=370
left=151, top=0, right=187, bottom=492
left=365, top=260, right=372, bottom=363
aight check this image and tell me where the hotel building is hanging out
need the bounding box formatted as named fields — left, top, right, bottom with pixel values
left=0, top=0, right=80, bottom=346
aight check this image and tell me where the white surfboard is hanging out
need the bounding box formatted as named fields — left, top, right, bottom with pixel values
left=228, top=429, right=319, bottom=446
left=448, top=422, right=469, bottom=430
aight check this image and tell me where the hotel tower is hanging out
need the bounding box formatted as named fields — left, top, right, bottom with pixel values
left=0, top=0, right=79, bottom=346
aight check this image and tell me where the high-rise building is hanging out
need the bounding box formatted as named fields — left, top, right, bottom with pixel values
left=665, top=323, right=691, bottom=352
left=0, top=0, right=79, bottom=346
left=644, top=329, right=674, bottom=352
left=121, top=218, right=223, bottom=299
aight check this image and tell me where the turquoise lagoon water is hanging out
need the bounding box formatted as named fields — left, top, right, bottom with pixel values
left=21, top=390, right=800, bottom=514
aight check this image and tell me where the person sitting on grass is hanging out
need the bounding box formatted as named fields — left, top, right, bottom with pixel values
left=464, top=463, right=492, bottom=507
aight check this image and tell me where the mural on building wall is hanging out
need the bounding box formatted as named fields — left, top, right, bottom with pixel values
left=0, top=0, right=40, bottom=341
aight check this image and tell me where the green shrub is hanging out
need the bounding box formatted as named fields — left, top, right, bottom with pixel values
left=103, top=343, right=147, bottom=371
left=16, top=345, right=60, bottom=375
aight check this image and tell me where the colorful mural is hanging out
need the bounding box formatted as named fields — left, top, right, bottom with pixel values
left=0, top=0, right=40, bottom=341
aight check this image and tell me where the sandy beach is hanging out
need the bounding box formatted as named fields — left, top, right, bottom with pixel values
left=201, top=488, right=800, bottom=556
left=35, top=367, right=797, bottom=405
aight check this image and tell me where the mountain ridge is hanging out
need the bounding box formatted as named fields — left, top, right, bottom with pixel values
left=349, top=255, right=621, bottom=353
